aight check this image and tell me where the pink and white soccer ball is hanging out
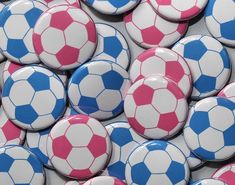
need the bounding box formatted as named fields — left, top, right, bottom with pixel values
left=47, top=115, right=111, bottom=180
left=33, top=5, right=97, bottom=70
left=149, top=0, right=208, bottom=21
left=124, top=0, right=188, bottom=48
left=0, top=107, right=25, bottom=147
left=130, top=47, right=192, bottom=97
left=124, top=75, right=188, bottom=139
left=38, top=0, right=80, bottom=8
left=83, top=176, right=126, bottom=185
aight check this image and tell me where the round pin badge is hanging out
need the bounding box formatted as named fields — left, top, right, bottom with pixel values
left=26, top=127, right=53, bottom=168
left=102, top=121, right=147, bottom=181
left=124, top=75, right=188, bottom=139
left=191, top=179, right=227, bottom=185
left=172, top=35, right=231, bottom=100
left=218, top=83, right=235, bottom=103
left=33, top=5, right=97, bottom=70
left=184, top=97, right=235, bottom=161
left=38, top=0, right=80, bottom=8
left=47, top=115, right=112, bottom=180
left=0, top=145, right=45, bottom=185
left=2, top=66, right=67, bottom=131
left=0, top=3, right=5, bottom=62
left=212, top=163, right=235, bottom=184
left=149, top=0, right=208, bottom=21
left=83, top=176, right=126, bottom=185
left=124, top=0, right=188, bottom=48
left=205, top=0, right=235, bottom=47
left=82, top=0, right=140, bottom=15
left=0, top=0, right=47, bottom=64
left=125, top=140, right=190, bottom=185
left=0, top=107, right=25, bottom=147
left=169, top=134, right=204, bottom=170
left=68, top=60, right=131, bottom=120
left=130, top=47, right=192, bottom=97
left=65, top=181, right=84, bottom=185
left=93, top=23, right=131, bottom=70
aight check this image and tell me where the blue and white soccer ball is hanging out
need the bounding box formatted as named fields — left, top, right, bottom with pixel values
left=125, top=140, right=190, bottom=185
left=184, top=97, right=235, bottom=161
left=26, top=127, right=52, bottom=168
left=68, top=60, right=131, bottom=120
left=205, top=0, right=235, bottom=47
left=2, top=66, right=67, bottom=131
left=0, top=0, right=47, bottom=64
left=83, top=0, right=140, bottom=15
left=102, top=121, right=147, bottom=181
left=172, top=35, right=231, bottom=100
left=93, top=23, right=130, bottom=70
left=0, top=145, right=45, bottom=185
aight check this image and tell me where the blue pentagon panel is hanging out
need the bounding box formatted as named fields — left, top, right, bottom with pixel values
left=78, top=96, right=99, bottom=114
left=220, top=48, right=230, bottom=68
left=102, top=70, right=124, bottom=90
left=0, top=8, right=11, bottom=27
left=0, top=145, right=45, bottom=185
left=184, top=40, right=207, bottom=61
left=2, top=66, right=66, bottom=131
left=0, top=153, right=14, bottom=172
left=125, top=140, right=189, bottom=185
left=28, top=72, right=50, bottom=91
left=0, top=0, right=47, bottom=64
left=25, top=8, right=43, bottom=27
left=189, top=111, right=210, bottom=134
left=184, top=97, right=235, bottom=161
left=2, top=77, right=14, bottom=97
left=172, top=35, right=231, bottom=100
left=104, top=37, right=123, bottom=58
left=7, top=39, right=29, bottom=58
left=68, top=60, right=130, bottom=120
left=131, top=163, right=151, bottom=185
left=205, top=0, right=235, bottom=46
left=166, top=161, right=186, bottom=184
left=223, top=124, right=235, bottom=146
left=194, top=75, right=216, bottom=93
left=110, top=127, right=133, bottom=146
left=26, top=127, right=52, bottom=167
left=221, top=21, right=235, bottom=40
left=107, top=161, right=125, bottom=180
left=51, top=99, right=67, bottom=119
left=70, top=66, right=89, bottom=85
left=15, top=105, right=38, bottom=125
left=27, top=154, right=44, bottom=173
left=93, top=23, right=130, bottom=69
left=82, top=0, right=140, bottom=15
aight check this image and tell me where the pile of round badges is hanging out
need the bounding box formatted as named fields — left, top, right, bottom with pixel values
left=0, top=0, right=235, bottom=185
